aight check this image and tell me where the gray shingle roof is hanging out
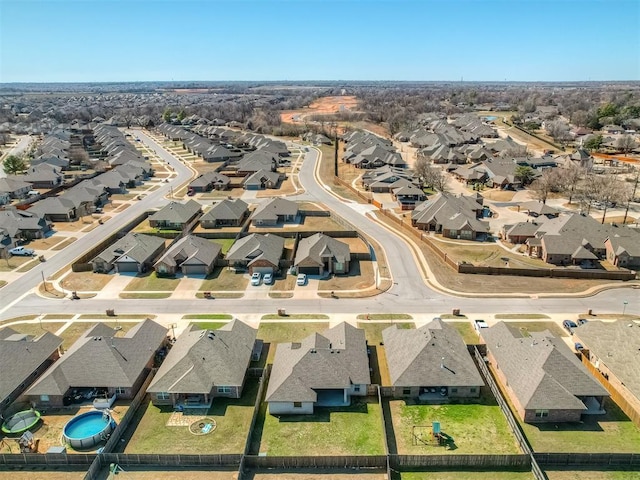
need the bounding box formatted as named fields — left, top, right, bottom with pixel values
left=295, top=233, right=351, bottom=267
left=573, top=320, right=640, bottom=401
left=266, top=322, right=371, bottom=403
left=251, top=198, right=298, bottom=223
left=148, top=320, right=257, bottom=394
left=149, top=200, right=201, bottom=225
left=412, top=193, right=489, bottom=233
left=154, top=235, right=221, bottom=270
left=382, top=319, right=484, bottom=388
left=92, top=233, right=165, bottom=265
left=201, top=199, right=248, bottom=223
left=0, top=328, right=62, bottom=403
left=226, top=233, right=284, bottom=267
left=26, top=319, right=167, bottom=396
left=482, top=322, right=609, bottom=411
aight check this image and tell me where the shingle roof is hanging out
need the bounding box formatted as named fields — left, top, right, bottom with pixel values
left=148, top=320, right=257, bottom=394
left=0, top=328, right=62, bottom=404
left=252, top=198, right=298, bottom=223
left=295, top=233, right=351, bottom=267
left=382, top=319, right=484, bottom=388
left=412, top=193, right=489, bottom=233
left=154, top=235, right=221, bottom=269
left=573, top=320, right=640, bottom=402
left=226, top=233, right=284, bottom=267
left=92, top=233, right=165, bottom=265
left=266, top=322, right=371, bottom=403
left=482, top=322, right=608, bottom=410
left=201, top=199, right=248, bottom=223
left=26, top=319, right=167, bottom=396
left=149, top=200, right=201, bottom=224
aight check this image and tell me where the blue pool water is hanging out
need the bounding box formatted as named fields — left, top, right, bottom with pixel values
left=484, top=115, right=497, bottom=121
left=64, top=411, right=110, bottom=439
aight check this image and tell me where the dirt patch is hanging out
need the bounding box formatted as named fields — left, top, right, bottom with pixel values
left=0, top=471, right=86, bottom=480
left=51, top=219, right=94, bottom=232
left=281, top=95, right=359, bottom=124
left=61, top=272, right=114, bottom=292
left=51, top=237, right=77, bottom=250
left=321, top=260, right=375, bottom=291
left=481, top=189, right=517, bottom=202
left=28, top=236, right=65, bottom=250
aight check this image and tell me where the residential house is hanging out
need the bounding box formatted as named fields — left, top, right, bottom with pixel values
left=518, top=201, right=560, bottom=218
left=236, top=151, right=278, bottom=175
left=18, top=164, right=64, bottom=189
left=604, top=231, right=640, bottom=268
left=91, top=233, right=165, bottom=273
left=200, top=199, right=249, bottom=228
left=602, top=125, right=625, bottom=135
left=0, top=207, right=51, bottom=241
left=243, top=169, right=281, bottom=190
left=392, top=184, right=427, bottom=210
left=347, top=144, right=406, bottom=169
left=294, top=233, right=351, bottom=275
left=266, top=322, right=371, bottom=415
left=148, top=200, right=202, bottom=230
left=26, top=319, right=167, bottom=408
left=189, top=172, right=231, bottom=192
left=251, top=198, right=299, bottom=226
left=28, top=196, right=78, bottom=222
left=501, top=221, right=542, bottom=244
left=412, top=193, right=490, bottom=240
left=361, top=166, right=419, bottom=193
left=0, top=328, right=62, bottom=414
left=147, top=320, right=260, bottom=407
left=154, top=235, right=222, bottom=276
left=573, top=321, right=640, bottom=421
left=382, top=319, right=484, bottom=400
left=481, top=322, right=609, bottom=423
left=0, top=177, right=32, bottom=203
left=226, top=233, right=284, bottom=274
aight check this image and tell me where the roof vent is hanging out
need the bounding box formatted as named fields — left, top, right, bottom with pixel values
left=208, top=332, right=215, bottom=340
left=310, top=349, right=317, bottom=354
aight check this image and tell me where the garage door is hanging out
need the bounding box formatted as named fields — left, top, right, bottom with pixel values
left=251, top=266, right=273, bottom=275
left=116, top=262, right=139, bottom=272
left=298, top=266, right=320, bottom=275
left=182, top=265, right=207, bottom=275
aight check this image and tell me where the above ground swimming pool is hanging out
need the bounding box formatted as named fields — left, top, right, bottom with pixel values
left=1, top=410, right=41, bottom=434
left=62, top=410, right=116, bottom=449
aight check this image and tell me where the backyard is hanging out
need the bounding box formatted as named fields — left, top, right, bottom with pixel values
left=389, top=391, right=520, bottom=455
left=257, top=322, right=330, bottom=363
left=252, top=397, right=385, bottom=456
left=123, top=378, right=259, bottom=454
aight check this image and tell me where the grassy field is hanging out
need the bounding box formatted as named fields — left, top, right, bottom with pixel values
left=257, top=322, right=330, bottom=364
left=61, top=272, right=114, bottom=292
left=183, top=314, right=233, bottom=320
left=124, top=272, right=180, bottom=291
left=520, top=398, right=640, bottom=453
left=389, top=391, right=520, bottom=455
left=401, top=472, right=534, bottom=480
left=200, top=267, right=249, bottom=292
left=503, top=321, right=567, bottom=338
left=253, top=397, right=385, bottom=456
left=189, top=322, right=226, bottom=331
left=449, top=321, right=479, bottom=345
left=357, top=322, right=415, bottom=345
left=7, top=322, right=65, bottom=338
left=261, top=314, right=329, bottom=320
left=211, top=238, right=235, bottom=254
left=124, top=379, right=259, bottom=454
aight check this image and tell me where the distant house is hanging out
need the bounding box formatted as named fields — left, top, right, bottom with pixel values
left=294, top=233, right=351, bottom=275
left=0, top=207, right=52, bottom=241
left=251, top=198, right=299, bottom=226
left=0, top=328, right=63, bottom=415
left=226, top=233, right=284, bottom=274
left=573, top=320, right=640, bottom=420
left=266, top=322, right=370, bottom=415
left=26, top=319, right=167, bottom=408
left=412, top=193, right=489, bottom=240
left=189, top=172, right=230, bottom=192
left=148, top=200, right=202, bottom=230
left=518, top=201, right=560, bottom=218
left=154, top=235, right=221, bottom=276
left=501, top=222, right=541, bottom=244
left=0, top=177, right=32, bottom=203
left=348, top=144, right=406, bottom=169
left=382, top=319, right=484, bottom=400
left=28, top=196, right=78, bottom=222
left=392, top=184, right=427, bottom=210
left=17, top=164, right=64, bottom=189
left=481, top=322, right=609, bottom=423
left=602, top=125, right=624, bottom=135
left=200, top=199, right=249, bottom=229
left=91, top=233, right=165, bottom=273
left=147, top=320, right=260, bottom=407
left=361, top=166, right=419, bottom=193
left=236, top=151, right=278, bottom=174
left=243, top=169, right=281, bottom=190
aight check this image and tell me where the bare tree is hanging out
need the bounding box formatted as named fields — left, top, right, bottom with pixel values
left=557, top=161, right=584, bottom=204
left=545, top=120, right=571, bottom=143
left=615, top=135, right=636, bottom=154
left=592, top=174, right=625, bottom=224
left=500, top=145, right=528, bottom=158
left=529, top=169, right=561, bottom=204
left=414, top=157, right=448, bottom=192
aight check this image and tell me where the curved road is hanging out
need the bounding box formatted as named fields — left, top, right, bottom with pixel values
left=1, top=132, right=638, bottom=319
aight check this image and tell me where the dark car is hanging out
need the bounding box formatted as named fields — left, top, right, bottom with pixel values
left=563, top=320, right=578, bottom=334
left=577, top=318, right=588, bottom=325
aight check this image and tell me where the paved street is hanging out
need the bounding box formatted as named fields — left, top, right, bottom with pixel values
left=1, top=134, right=638, bottom=321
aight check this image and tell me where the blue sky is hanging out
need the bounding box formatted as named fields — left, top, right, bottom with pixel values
left=1, top=0, right=638, bottom=82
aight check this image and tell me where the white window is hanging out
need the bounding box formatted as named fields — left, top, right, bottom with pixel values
left=535, top=409, right=549, bottom=418
left=217, top=386, right=231, bottom=394
left=157, top=392, right=170, bottom=400
left=115, top=387, right=126, bottom=395
left=40, top=395, right=50, bottom=402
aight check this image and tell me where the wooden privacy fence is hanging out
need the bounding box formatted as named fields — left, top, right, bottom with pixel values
left=243, top=455, right=387, bottom=469
left=581, top=355, right=640, bottom=428
left=390, top=454, right=530, bottom=469
left=0, top=453, right=95, bottom=466
left=536, top=453, right=640, bottom=467
left=99, top=453, right=243, bottom=467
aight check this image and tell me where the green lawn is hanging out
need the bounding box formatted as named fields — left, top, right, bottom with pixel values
left=125, top=378, right=259, bottom=454
left=357, top=322, right=415, bottom=345
left=495, top=314, right=551, bottom=320
left=200, top=267, right=249, bottom=292
left=504, top=321, right=567, bottom=338
left=545, top=470, right=640, bottom=480
left=401, top=472, right=534, bottom=480
left=8, top=322, right=65, bottom=338
left=449, top=321, right=479, bottom=345
left=124, top=272, right=180, bottom=291
left=261, top=314, right=329, bottom=320
left=520, top=398, right=640, bottom=453
left=211, top=239, right=235, bottom=254
left=254, top=397, right=385, bottom=456
left=183, top=314, right=233, bottom=320
left=257, top=322, right=330, bottom=364
left=390, top=392, right=520, bottom=455
left=356, top=313, right=413, bottom=321
left=189, top=322, right=227, bottom=331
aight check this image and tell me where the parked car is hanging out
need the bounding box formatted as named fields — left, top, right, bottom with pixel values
left=563, top=320, right=578, bottom=334
left=577, top=318, right=588, bottom=325
left=250, top=272, right=262, bottom=286
left=263, top=273, right=273, bottom=285
left=296, top=273, right=307, bottom=286
left=9, top=246, right=35, bottom=256
left=473, top=319, right=489, bottom=333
